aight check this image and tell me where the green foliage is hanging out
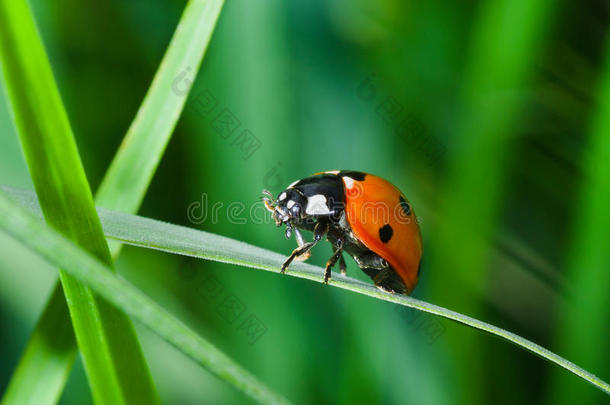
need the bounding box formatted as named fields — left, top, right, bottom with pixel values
left=95, top=0, right=224, bottom=215
left=547, top=36, right=610, bottom=404
left=0, top=0, right=224, bottom=403
left=0, top=191, right=290, bottom=405
left=4, top=186, right=610, bottom=396
left=0, top=0, right=609, bottom=403
left=429, top=0, right=555, bottom=401
left=0, top=1, right=157, bottom=403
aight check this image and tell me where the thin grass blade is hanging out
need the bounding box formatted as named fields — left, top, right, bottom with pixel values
left=0, top=1, right=157, bottom=403
left=4, top=185, right=609, bottom=396
left=546, top=36, right=610, bottom=403
left=428, top=0, right=555, bottom=402
left=0, top=191, right=291, bottom=405
left=1, top=0, right=224, bottom=403
left=96, top=0, right=224, bottom=216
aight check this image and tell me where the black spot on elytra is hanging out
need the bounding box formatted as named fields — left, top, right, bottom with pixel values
left=379, top=224, right=393, bottom=243
left=399, top=196, right=411, bottom=216
left=339, top=170, right=366, bottom=181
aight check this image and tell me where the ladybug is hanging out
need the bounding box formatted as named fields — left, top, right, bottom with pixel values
left=262, top=170, right=422, bottom=294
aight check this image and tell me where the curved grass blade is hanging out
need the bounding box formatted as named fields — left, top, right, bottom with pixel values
left=1, top=0, right=225, bottom=403
left=0, top=191, right=291, bottom=405
left=0, top=1, right=157, bottom=403
left=5, top=186, right=610, bottom=396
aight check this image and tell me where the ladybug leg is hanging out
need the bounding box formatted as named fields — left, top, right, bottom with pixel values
left=339, top=254, right=347, bottom=276
left=324, top=239, right=344, bottom=284
left=280, top=221, right=328, bottom=273
left=281, top=241, right=317, bottom=274
left=312, top=220, right=329, bottom=241
left=373, top=269, right=389, bottom=286
left=372, top=268, right=407, bottom=294
left=292, top=228, right=311, bottom=261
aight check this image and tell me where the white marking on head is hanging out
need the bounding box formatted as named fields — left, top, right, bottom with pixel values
left=279, top=192, right=287, bottom=201
left=286, top=200, right=295, bottom=209
left=342, top=176, right=355, bottom=189
left=325, top=170, right=340, bottom=174
left=305, top=194, right=331, bottom=215
left=288, top=179, right=300, bottom=188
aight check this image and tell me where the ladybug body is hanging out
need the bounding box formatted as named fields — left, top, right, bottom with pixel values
left=263, top=170, right=422, bottom=294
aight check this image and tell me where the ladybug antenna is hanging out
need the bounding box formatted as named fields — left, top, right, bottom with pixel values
left=261, top=189, right=276, bottom=213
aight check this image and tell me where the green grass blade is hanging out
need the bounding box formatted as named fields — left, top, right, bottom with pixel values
left=429, top=0, right=554, bottom=401
left=0, top=191, right=291, bottom=405
left=546, top=38, right=610, bottom=403
left=5, top=186, right=610, bottom=396
left=0, top=289, right=76, bottom=405
left=0, top=1, right=157, bottom=404
left=95, top=0, right=224, bottom=214
left=1, top=0, right=224, bottom=403
left=434, top=0, right=554, bottom=294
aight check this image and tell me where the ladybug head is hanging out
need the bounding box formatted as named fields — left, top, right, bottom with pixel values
left=262, top=188, right=307, bottom=226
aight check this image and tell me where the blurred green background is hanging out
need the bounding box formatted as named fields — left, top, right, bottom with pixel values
left=1, top=0, right=609, bottom=404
